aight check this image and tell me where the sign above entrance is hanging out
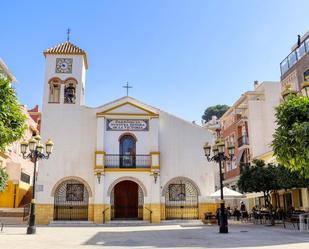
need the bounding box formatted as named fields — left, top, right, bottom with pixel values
left=106, top=119, right=149, bottom=131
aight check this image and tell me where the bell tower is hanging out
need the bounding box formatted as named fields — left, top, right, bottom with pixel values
left=42, top=41, right=88, bottom=106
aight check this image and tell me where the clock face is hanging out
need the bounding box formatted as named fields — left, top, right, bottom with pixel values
left=56, top=58, right=73, bottom=73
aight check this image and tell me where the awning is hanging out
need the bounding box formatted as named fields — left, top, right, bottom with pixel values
left=210, top=187, right=244, bottom=199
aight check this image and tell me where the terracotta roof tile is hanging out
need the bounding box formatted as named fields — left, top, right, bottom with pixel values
left=44, top=41, right=85, bottom=54
left=43, top=41, right=88, bottom=69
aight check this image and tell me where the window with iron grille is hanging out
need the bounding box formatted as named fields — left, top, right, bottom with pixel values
left=66, top=184, right=84, bottom=201
left=169, top=184, right=186, bottom=201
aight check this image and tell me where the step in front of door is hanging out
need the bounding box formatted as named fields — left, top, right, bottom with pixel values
left=105, top=220, right=150, bottom=226
left=49, top=220, right=95, bottom=227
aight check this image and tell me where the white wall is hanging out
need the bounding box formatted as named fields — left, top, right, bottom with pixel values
left=158, top=111, right=216, bottom=197
left=248, top=82, right=281, bottom=159
left=37, top=106, right=96, bottom=203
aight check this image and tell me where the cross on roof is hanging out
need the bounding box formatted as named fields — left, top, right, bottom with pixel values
left=123, top=82, right=132, bottom=96
left=66, top=28, right=71, bottom=42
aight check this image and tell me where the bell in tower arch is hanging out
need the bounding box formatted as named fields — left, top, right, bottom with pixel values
left=64, top=83, right=76, bottom=104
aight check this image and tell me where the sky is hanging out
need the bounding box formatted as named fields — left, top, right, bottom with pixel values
left=1, top=0, right=309, bottom=123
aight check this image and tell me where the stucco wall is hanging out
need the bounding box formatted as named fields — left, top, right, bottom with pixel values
left=248, top=82, right=281, bottom=159
left=158, top=111, right=216, bottom=198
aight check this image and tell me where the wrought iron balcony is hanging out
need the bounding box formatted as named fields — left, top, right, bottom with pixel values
left=238, top=135, right=249, bottom=147
left=105, top=154, right=150, bottom=168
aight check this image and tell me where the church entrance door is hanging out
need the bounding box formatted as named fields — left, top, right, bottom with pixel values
left=114, top=181, right=139, bottom=219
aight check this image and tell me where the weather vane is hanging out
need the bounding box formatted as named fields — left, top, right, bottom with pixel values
left=123, top=82, right=132, bottom=96
left=66, top=28, right=71, bottom=42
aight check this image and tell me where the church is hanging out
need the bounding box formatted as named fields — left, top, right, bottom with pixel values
left=36, top=40, right=218, bottom=224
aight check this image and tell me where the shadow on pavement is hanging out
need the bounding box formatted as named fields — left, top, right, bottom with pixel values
left=83, top=225, right=309, bottom=248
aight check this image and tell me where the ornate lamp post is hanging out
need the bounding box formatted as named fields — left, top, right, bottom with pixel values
left=203, top=140, right=235, bottom=234
left=20, top=135, right=54, bottom=234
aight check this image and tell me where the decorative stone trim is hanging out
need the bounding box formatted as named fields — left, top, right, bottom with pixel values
left=50, top=176, right=93, bottom=197
left=107, top=176, right=147, bottom=197
left=161, top=176, right=201, bottom=196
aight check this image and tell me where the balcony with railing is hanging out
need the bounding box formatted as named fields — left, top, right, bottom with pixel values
left=104, top=154, right=150, bottom=169
left=238, top=135, right=249, bottom=148
left=280, top=36, right=309, bottom=76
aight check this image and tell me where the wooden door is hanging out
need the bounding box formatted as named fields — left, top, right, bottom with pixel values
left=114, top=181, right=138, bottom=219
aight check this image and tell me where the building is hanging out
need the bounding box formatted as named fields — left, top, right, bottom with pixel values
left=280, top=31, right=309, bottom=95
left=276, top=32, right=309, bottom=212
left=36, top=41, right=218, bottom=225
left=0, top=58, right=17, bottom=82
left=28, top=105, right=41, bottom=132
left=0, top=59, right=39, bottom=208
left=219, top=81, right=281, bottom=193
left=202, top=116, right=221, bottom=139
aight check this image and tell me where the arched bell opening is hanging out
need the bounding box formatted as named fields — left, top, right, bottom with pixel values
left=64, top=78, right=77, bottom=104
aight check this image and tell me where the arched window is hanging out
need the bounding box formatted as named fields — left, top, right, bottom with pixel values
left=119, top=135, right=136, bottom=168
left=48, top=78, right=61, bottom=103
left=64, top=78, right=77, bottom=104
left=54, top=179, right=89, bottom=221
left=163, top=177, right=199, bottom=219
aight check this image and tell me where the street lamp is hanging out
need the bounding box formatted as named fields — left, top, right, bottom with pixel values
left=301, top=81, right=309, bottom=97
left=20, top=135, right=54, bottom=235
left=281, top=84, right=298, bottom=100
left=203, top=140, right=235, bottom=234
left=151, top=169, right=160, bottom=184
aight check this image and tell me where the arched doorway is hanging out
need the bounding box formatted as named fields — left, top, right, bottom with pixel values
left=111, top=180, right=143, bottom=219
left=163, top=178, right=199, bottom=219
left=119, top=134, right=136, bottom=168
left=54, top=179, right=89, bottom=221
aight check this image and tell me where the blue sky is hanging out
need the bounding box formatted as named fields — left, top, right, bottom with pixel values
left=1, top=1, right=309, bottom=123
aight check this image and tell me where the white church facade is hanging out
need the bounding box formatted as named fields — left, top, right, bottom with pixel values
left=36, top=41, right=218, bottom=224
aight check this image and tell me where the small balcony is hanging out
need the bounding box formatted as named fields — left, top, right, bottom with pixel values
left=238, top=135, right=249, bottom=148
left=105, top=154, right=151, bottom=169
left=280, top=35, right=309, bottom=76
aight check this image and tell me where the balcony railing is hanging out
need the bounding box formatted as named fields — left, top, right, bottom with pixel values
left=238, top=135, right=249, bottom=147
left=105, top=154, right=150, bottom=169
left=280, top=36, right=309, bottom=76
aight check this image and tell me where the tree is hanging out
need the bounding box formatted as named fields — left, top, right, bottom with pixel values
left=238, top=160, right=309, bottom=208
left=0, top=167, right=8, bottom=192
left=275, top=165, right=309, bottom=189
left=238, top=160, right=279, bottom=207
left=202, top=105, right=229, bottom=122
left=0, top=78, right=27, bottom=151
left=0, top=78, right=27, bottom=190
left=272, top=96, right=309, bottom=178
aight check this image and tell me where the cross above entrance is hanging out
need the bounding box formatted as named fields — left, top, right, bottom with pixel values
left=123, top=82, right=132, bottom=96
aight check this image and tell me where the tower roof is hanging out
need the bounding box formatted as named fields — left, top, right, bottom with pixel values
left=43, top=41, right=88, bottom=69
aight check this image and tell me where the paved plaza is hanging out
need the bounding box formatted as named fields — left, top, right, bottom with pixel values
left=0, top=222, right=309, bottom=249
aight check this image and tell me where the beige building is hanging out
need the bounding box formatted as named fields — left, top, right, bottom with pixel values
left=220, top=81, right=281, bottom=189
left=0, top=58, right=39, bottom=208
left=276, top=31, right=309, bottom=212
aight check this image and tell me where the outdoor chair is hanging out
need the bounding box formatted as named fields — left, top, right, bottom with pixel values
left=283, top=214, right=300, bottom=230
